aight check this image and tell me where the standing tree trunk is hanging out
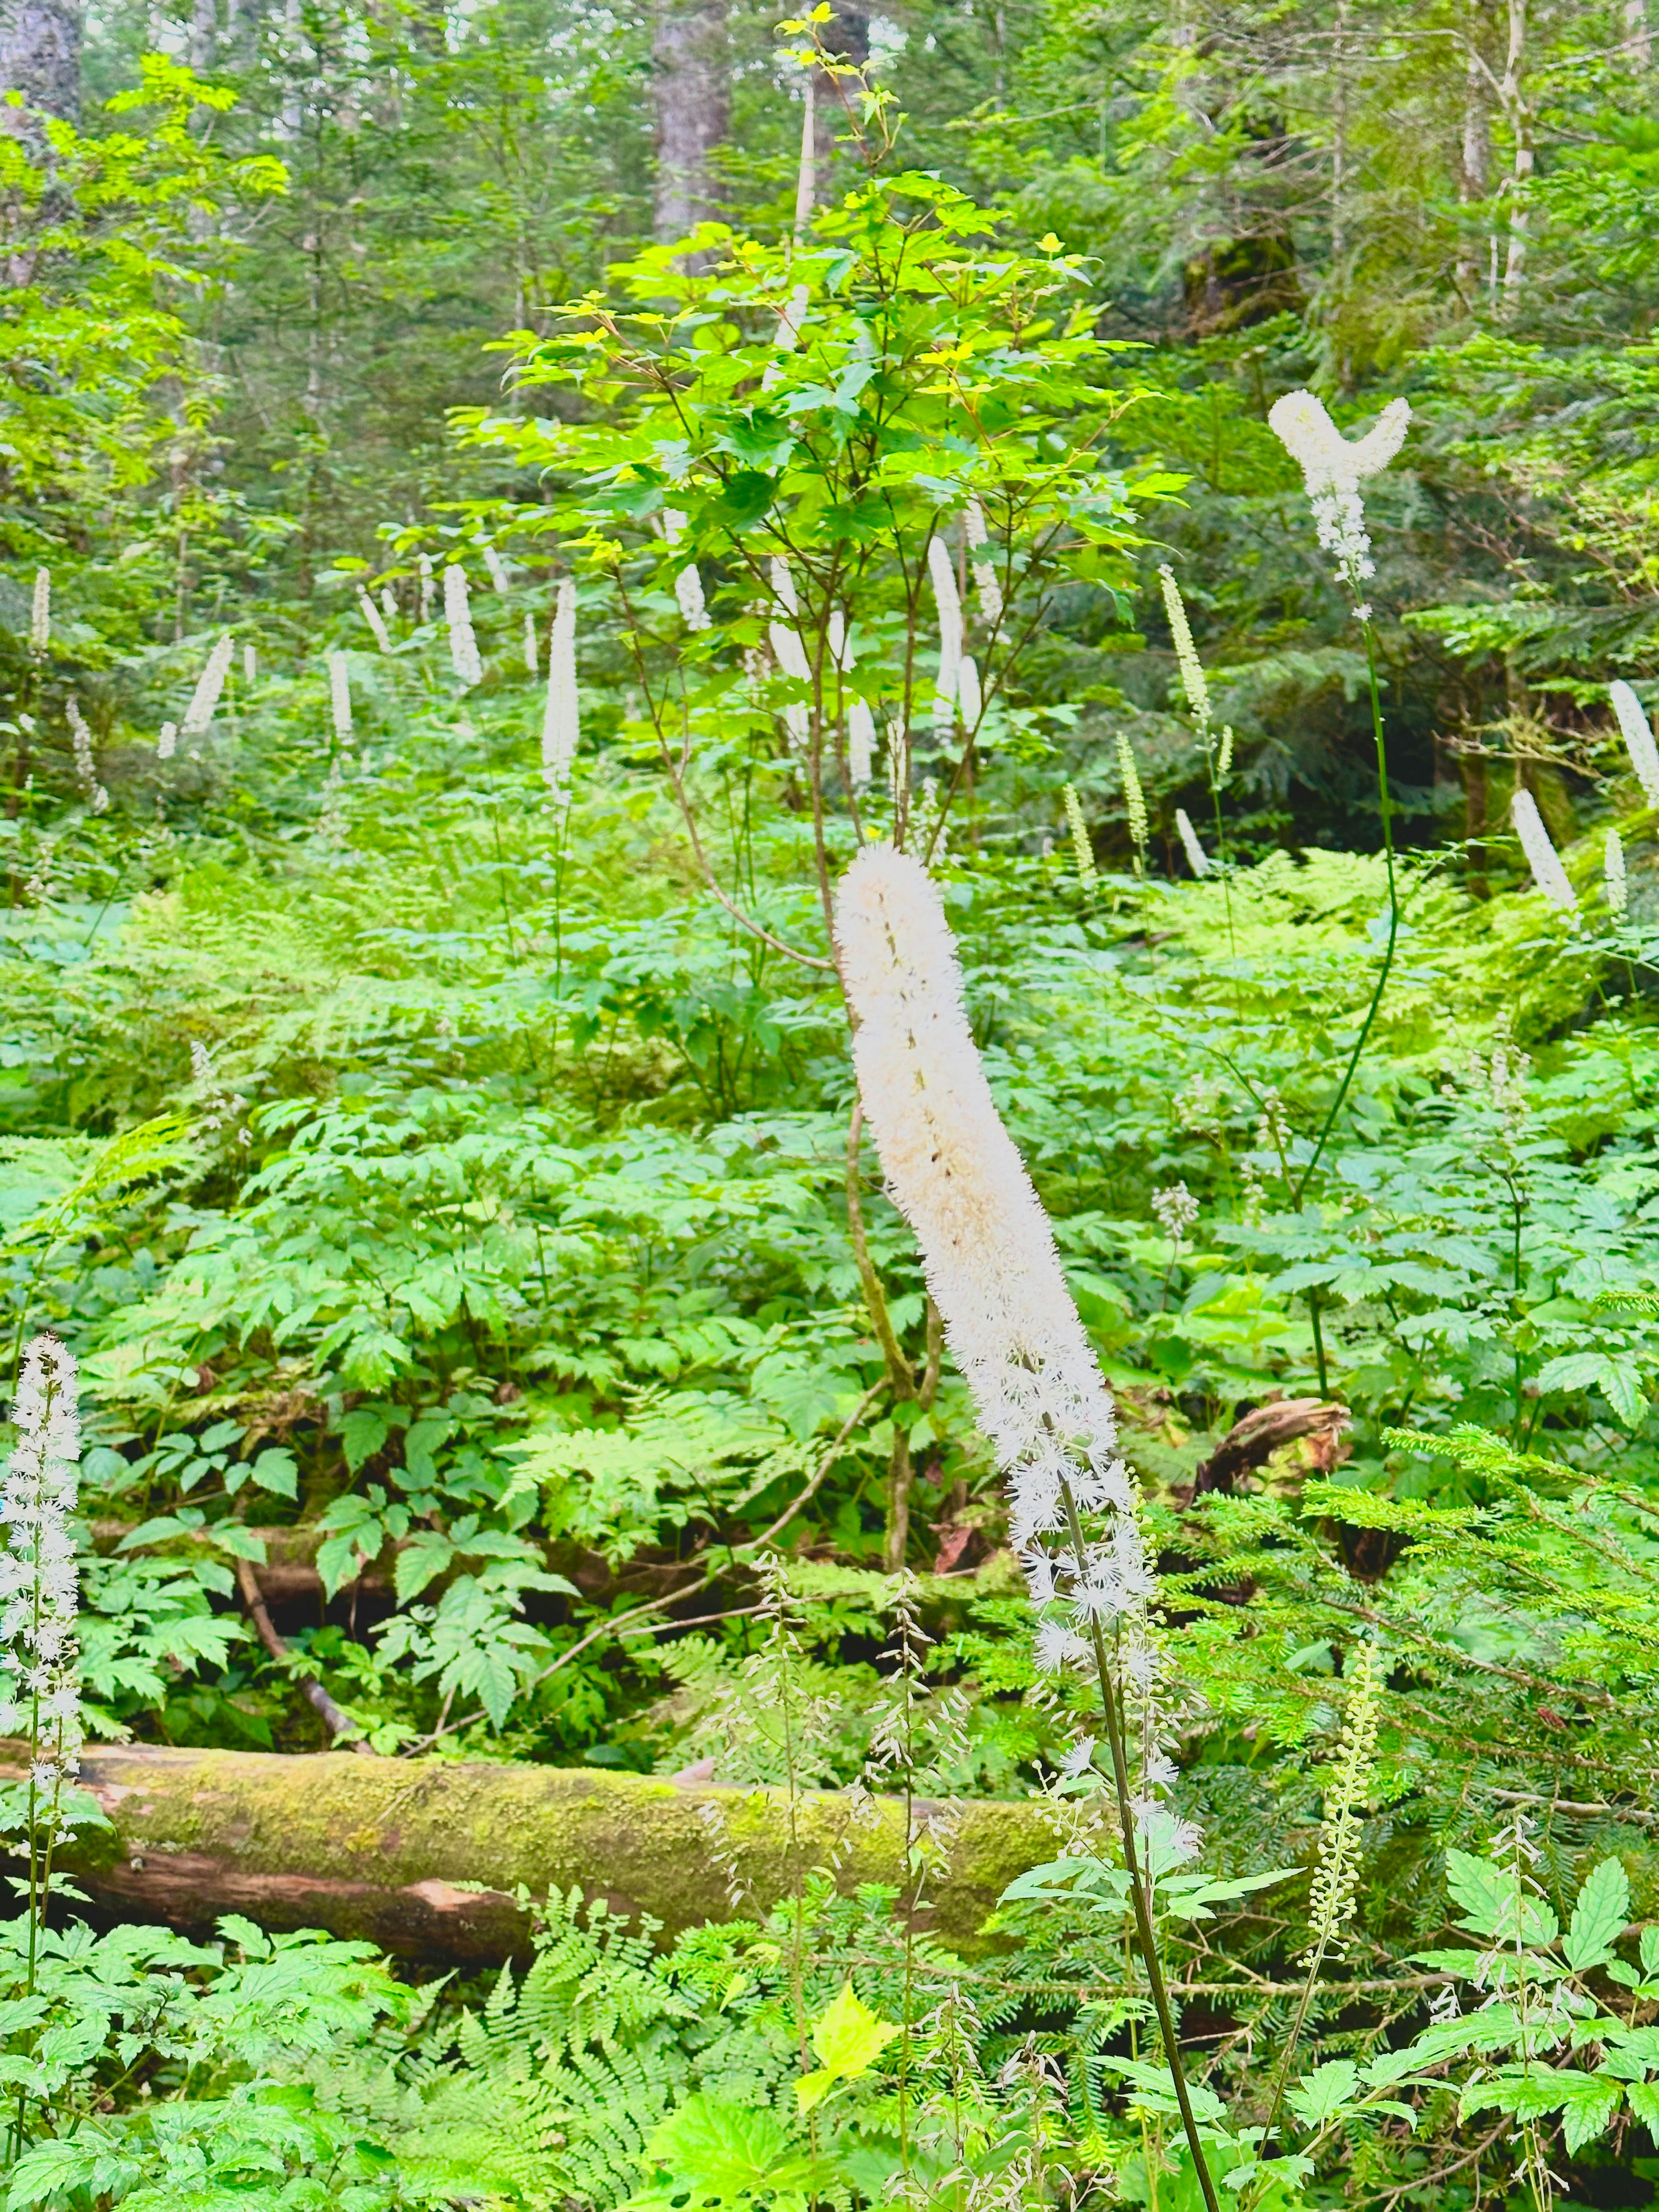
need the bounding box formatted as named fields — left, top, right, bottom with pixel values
left=0, top=0, right=81, bottom=134
left=652, top=0, right=728, bottom=242
left=1498, top=0, right=1532, bottom=307
left=1456, top=39, right=1490, bottom=305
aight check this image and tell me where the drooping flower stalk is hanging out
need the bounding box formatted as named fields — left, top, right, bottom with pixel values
left=833, top=845, right=1219, bottom=2212
left=1117, top=734, right=1148, bottom=872
left=1268, top=389, right=1410, bottom=622
left=180, top=631, right=235, bottom=744
left=1606, top=830, right=1628, bottom=919
left=417, top=552, right=435, bottom=623
left=542, top=577, right=580, bottom=796
left=1512, top=789, right=1577, bottom=912
left=29, top=570, right=49, bottom=654
left=523, top=611, right=539, bottom=675
left=358, top=589, right=392, bottom=653
left=964, top=499, right=1003, bottom=624
left=927, top=534, right=963, bottom=726
left=848, top=699, right=876, bottom=792
left=328, top=652, right=353, bottom=745
left=0, top=1333, right=83, bottom=1986
left=1062, top=784, right=1096, bottom=890
left=156, top=721, right=178, bottom=760
left=480, top=540, right=510, bottom=591
left=1174, top=808, right=1209, bottom=877
left=444, top=564, right=483, bottom=689
left=1609, top=679, right=1659, bottom=807
left=242, top=643, right=258, bottom=684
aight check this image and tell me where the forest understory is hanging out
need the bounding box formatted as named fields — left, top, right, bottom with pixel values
left=1, top=0, right=1659, bottom=2203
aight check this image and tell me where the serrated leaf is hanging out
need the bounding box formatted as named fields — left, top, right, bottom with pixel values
left=1566, top=1857, right=1631, bottom=1972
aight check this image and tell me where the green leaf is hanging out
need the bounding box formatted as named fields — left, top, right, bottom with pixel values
left=1565, top=1856, right=1631, bottom=1972
left=795, top=1982, right=899, bottom=2111
left=1285, top=2059, right=1361, bottom=2126
left=631, top=2094, right=820, bottom=2210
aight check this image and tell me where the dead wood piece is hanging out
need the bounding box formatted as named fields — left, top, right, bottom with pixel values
left=1190, top=1398, right=1351, bottom=1499
left=233, top=1557, right=373, bottom=1752
left=3, top=1741, right=1060, bottom=1964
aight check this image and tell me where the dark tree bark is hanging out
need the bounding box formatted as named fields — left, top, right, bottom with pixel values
left=0, top=0, right=82, bottom=132
left=652, top=0, right=728, bottom=242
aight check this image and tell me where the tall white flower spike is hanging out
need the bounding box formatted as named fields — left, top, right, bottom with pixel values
left=1511, top=788, right=1577, bottom=912
left=833, top=845, right=1150, bottom=1634
left=1610, top=680, right=1659, bottom=807
left=1268, top=389, right=1411, bottom=619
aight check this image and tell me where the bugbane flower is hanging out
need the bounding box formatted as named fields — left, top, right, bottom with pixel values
left=30, top=568, right=50, bottom=653
left=66, top=699, right=107, bottom=814
left=1610, top=680, right=1659, bottom=807
left=957, top=654, right=982, bottom=732
left=243, top=643, right=257, bottom=683
left=480, top=540, right=510, bottom=591
left=445, top=565, right=483, bottom=689
left=181, top=632, right=235, bottom=742
left=928, top=535, right=963, bottom=726
left=328, top=652, right=353, bottom=745
left=1157, top=566, right=1210, bottom=734
left=0, top=1334, right=83, bottom=1802
left=1606, top=830, right=1628, bottom=919
left=833, top=847, right=1146, bottom=1663
left=523, top=610, right=539, bottom=674
left=767, top=560, right=811, bottom=750
left=542, top=577, right=580, bottom=796
left=1511, top=789, right=1577, bottom=912
left=1268, top=389, right=1411, bottom=620
left=964, top=500, right=1003, bottom=624
left=156, top=721, right=178, bottom=760
left=1117, top=735, right=1148, bottom=861
left=847, top=699, right=876, bottom=791
left=358, top=590, right=391, bottom=653
left=1174, top=808, right=1209, bottom=877
left=1062, top=784, right=1096, bottom=890
left=665, top=511, right=710, bottom=632
left=676, top=565, right=710, bottom=630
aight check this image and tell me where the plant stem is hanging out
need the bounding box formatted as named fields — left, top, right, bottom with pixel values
left=1293, top=622, right=1398, bottom=1207
left=1061, top=1480, right=1221, bottom=2212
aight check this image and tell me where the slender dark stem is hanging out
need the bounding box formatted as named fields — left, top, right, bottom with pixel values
left=1061, top=1481, right=1222, bottom=2212
left=1292, top=622, right=1398, bottom=1207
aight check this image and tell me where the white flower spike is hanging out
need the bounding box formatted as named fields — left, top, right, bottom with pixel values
left=833, top=846, right=1149, bottom=1656
left=1610, top=680, right=1659, bottom=807
left=1268, top=389, right=1411, bottom=618
left=1511, top=789, right=1577, bottom=912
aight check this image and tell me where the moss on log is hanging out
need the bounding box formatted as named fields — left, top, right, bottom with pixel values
left=10, top=1743, right=1062, bottom=1963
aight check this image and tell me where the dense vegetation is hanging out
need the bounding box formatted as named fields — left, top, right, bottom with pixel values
left=3, top=0, right=1659, bottom=2202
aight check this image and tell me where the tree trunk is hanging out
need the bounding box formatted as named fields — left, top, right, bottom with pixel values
left=1499, top=0, right=1532, bottom=305
left=0, top=0, right=81, bottom=134
left=1456, top=39, right=1490, bottom=303
left=1627, top=0, right=1652, bottom=70
left=24, top=1741, right=1062, bottom=1964
left=652, top=0, right=728, bottom=242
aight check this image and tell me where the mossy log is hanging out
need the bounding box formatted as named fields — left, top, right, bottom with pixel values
left=8, top=1742, right=1062, bottom=1963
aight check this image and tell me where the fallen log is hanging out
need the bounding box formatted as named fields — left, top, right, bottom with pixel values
left=12, top=1742, right=1064, bottom=1964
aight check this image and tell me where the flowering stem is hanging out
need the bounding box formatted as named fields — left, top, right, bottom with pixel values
left=1060, top=1480, right=1221, bottom=2212
left=1293, top=620, right=1398, bottom=1210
